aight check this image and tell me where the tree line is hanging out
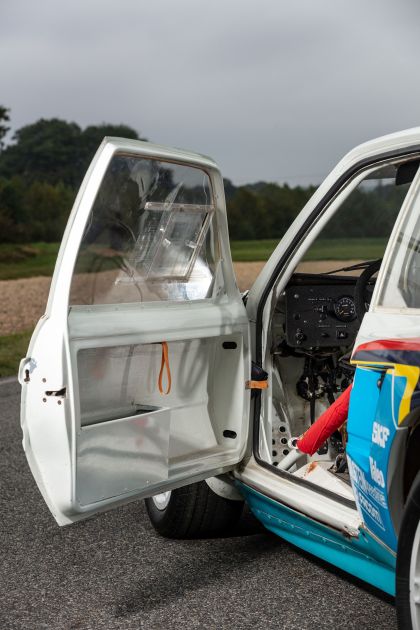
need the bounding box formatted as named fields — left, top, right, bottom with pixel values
left=0, top=107, right=404, bottom=244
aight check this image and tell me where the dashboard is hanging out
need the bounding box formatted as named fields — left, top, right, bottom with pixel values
left=284, top=273, right=372, bottom=349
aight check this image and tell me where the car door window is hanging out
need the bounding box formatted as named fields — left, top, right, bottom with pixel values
left=69, top=155, right=219, bottom=305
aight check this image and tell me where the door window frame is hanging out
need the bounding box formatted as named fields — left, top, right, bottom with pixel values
left=371, top=166, right=420, bottom=315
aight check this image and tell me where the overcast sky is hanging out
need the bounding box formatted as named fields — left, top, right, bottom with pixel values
left=1, top=0, right=420, bottom=186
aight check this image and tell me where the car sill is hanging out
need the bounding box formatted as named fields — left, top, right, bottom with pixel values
left=235, top=456, right=362, bottom=537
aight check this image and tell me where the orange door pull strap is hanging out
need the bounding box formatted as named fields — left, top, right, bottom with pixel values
left=158, top=342, right=172, bottom=394
left=245, top=380, right=269, bottom=390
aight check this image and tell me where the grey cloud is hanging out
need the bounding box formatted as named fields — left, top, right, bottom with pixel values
left=1, top=0, right=420, bottom=185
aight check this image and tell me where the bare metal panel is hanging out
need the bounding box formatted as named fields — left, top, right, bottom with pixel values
left=76, top=407, right=170, bottom=506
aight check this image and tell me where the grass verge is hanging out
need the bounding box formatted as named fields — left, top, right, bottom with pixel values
left=0, top=330, right=32, bottom=378
left=230, top=237, right=388, bottom=262
left=0, top=237, right=389, bottom=281
left=0, top=242, right=60, bottom=280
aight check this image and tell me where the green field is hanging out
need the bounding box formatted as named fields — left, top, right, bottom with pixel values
left=231, top=237, right=387, bottom=262
left=0, top=242, right=60, bottom=280
left=0, top=238, right=388, bottom=281
left=0, top=330, right=32, bottom=377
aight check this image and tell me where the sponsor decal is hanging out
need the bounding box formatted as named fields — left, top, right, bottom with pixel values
left=369, top=456, right=385, bottom=488
left=372, top=422, right=390, bottom=448
left=348, top=458, right=387, bottom=508
left=347, top=365, right=400, bottom=552
left=353, top=486, right=385, bottom=531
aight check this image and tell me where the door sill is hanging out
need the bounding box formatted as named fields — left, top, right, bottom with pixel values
left=235, top=456, right=361, bottom=537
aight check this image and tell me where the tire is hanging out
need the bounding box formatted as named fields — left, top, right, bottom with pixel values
left=396, top=470, right=420, bottom=629
left=145, top=480, right=244, bottom=539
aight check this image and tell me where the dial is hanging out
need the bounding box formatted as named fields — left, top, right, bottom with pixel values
left=333, top=296, right=356, bottom=322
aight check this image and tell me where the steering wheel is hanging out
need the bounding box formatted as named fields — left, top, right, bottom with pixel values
left=354, top=259, right=382, bottom=320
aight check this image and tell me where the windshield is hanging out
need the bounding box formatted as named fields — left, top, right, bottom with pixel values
left=298, top=162, right=414, bottom=276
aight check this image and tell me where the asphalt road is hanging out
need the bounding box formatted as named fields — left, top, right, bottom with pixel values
left=1, top=378, right=397, bottom=630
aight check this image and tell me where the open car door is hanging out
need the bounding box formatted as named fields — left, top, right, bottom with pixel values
left=20, top=138, right=250, bottom=525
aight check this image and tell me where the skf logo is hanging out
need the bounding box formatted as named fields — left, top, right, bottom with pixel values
left=372, top=422, right=390, bottom=449
left=369, top=457, right=385, bottom=488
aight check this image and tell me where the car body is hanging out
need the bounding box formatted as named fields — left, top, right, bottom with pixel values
left=19, top=129, right=420, bottom=628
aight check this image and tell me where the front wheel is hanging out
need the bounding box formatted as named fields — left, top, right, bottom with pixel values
left=145, top=480, right=244, bottom=539
left=397, top=471, right=420, bottom=629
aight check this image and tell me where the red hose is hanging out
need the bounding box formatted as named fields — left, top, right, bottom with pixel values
left=296, top=385, right=352, bottom=456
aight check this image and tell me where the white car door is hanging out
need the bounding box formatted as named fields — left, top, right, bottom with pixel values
left=20, top=138, right=250, bottom=525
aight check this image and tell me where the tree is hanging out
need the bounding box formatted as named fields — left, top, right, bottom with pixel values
left=0, top=106, right=10, bottom=151
left=79, top=123, right=144, bottom=174
left=0, top=175, right=74, bottom=242
left=227, top=188, right=259, bottom=239
left=0, top=118, right=143, bottom=187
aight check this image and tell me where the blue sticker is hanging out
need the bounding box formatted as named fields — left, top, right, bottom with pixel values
left=347, top=367, right=399, bottom=551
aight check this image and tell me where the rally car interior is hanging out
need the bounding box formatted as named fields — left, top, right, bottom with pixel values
left=265, top=264, right=375, bottom=501
left=258, top=158, right=420, bottom=503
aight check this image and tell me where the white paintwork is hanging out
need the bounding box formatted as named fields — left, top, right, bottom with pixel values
left=20, top=138, right=251, bottom=525
left=21, top=127, right=420, bottom=534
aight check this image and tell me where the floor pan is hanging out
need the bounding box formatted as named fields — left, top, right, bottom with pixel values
left=293, top=460, right=354, bottom=501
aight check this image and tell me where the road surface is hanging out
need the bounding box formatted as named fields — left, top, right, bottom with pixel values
left=0, top=378, right=397, bottom=630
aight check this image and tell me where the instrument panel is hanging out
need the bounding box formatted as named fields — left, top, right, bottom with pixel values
left=285, top=274, right=363, bottom=348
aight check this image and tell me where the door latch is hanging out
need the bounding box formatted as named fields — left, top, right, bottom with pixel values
left=18, top=358, right=37, bottom=385
left=246, top=362, right=269, bottom=392
left=45, top=387, right=67, bottom=397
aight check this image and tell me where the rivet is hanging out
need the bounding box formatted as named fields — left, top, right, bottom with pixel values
left=57, top=400, right=62, bottom=405
left=42, top=378, right=46, bottom=383
left=42, top=398, right=47, bottom=403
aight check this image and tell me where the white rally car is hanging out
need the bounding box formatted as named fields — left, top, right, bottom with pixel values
left=19, top=129, right=420, bottom=629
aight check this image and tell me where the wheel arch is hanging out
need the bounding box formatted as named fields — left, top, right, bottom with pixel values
left=401, top=411, right=420, bottom=501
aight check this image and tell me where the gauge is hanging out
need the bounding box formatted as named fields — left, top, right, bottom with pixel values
left=333, top=296, right=356, bottom=322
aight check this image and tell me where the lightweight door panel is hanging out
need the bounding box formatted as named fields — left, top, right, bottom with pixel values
left=20, top=138, right=250, bottom=525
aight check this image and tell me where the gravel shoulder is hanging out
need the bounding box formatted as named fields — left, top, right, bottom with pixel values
left=0, top=261, right=361, bottom=336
